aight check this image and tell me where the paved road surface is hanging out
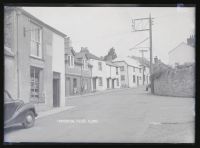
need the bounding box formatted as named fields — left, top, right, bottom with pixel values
left=4, top=87, right=195, bottom=143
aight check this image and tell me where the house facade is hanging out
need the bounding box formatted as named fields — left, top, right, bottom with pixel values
left=4, top=7, right=66, bottom=111
left=65, top=39, right=92, bottom=96
left=113, top=57, right=149, bottom=88
left=105, top=62, right=121, bottom=89
left=80, top=49, right=107, bottom=92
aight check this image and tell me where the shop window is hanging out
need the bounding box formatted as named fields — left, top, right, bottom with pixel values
left=30, top=67, right=44, bottom=103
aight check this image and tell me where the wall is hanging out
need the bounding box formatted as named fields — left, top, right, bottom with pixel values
left=52, top=33, right=65, bottom=106
left=154, top=64, right=195, bottom=97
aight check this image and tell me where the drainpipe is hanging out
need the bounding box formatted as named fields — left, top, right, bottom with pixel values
left=16, top=10, right=20, bottom=98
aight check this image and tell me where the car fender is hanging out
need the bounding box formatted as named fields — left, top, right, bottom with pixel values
left=5, top=103, right=37, bottom=126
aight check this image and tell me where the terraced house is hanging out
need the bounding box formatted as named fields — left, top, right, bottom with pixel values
left=105, top=61, right=121, bottom=89
left=113, top=57, right=149, bottom=88
left=4, top=7, right=66, bottom=111
left=65, top=38, right=93, bottom=96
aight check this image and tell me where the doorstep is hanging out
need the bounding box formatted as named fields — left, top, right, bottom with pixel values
left=36, top=106, right=75, bottom=119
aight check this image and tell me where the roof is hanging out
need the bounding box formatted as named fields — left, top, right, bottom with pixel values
left=76, top=49, right=101, bottom=60
left=106, top=61, right=119, bottom=67
left=16, top=7, right=67, bottom=37
left=168, top=42, right=194, bottom=54
left=130, top=55, right=150, bottom=67
left=113, top=56, right=141, bottom=68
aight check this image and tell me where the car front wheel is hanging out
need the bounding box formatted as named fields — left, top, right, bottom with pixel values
left=22, top=111, right=35, bottom=128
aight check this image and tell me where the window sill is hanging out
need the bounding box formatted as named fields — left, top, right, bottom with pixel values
left=30, top=55, right=44, bottom=61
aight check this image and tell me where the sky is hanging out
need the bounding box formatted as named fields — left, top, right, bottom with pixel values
left=23, top=6, right=195, bottom=64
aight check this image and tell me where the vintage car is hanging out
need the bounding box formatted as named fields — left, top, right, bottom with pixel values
left=4, top=90, right=38, bottom=128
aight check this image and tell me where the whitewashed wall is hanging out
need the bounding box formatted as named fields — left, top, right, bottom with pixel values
left=52, top=33, right=65, bottom=107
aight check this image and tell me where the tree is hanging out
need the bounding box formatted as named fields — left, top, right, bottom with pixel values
left=104, top=47, right=117, bottom=61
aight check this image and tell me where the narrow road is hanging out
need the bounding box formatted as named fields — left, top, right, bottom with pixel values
left=4, top=87, right=195, bottom=143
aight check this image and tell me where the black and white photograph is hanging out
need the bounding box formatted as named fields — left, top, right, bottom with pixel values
left=3, top=4, right=195, bottom=143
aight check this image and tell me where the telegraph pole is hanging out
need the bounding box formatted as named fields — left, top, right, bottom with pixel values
left=149, top=13, right=154, bottom=93
left=139, top=49, right=148, bottom=85
left=131, top=13, right=154, bottom=93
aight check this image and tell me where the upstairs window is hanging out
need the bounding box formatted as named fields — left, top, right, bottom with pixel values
left=82, top=59, right=87, bottom=70
left=98, top=62, right=102, bottom=71
left=4, top=9, right=13, bottom=49
left=66, top=55, right=74, bottom=67
left=120, top=66, right=124, bottom=71
left=133, top=67, right=135, bottom=72
left=116, top=67, right=119, bottom=75
left=139, top=68, right=142, bottom=73
left=30, top=22, right=42, bottom=58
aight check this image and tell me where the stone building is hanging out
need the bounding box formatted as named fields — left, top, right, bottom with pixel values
left=4, top=7, right=66, bottom=111
left=65, top=39, right=93, bottom=96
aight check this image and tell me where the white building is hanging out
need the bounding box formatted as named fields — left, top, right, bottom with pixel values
left=168, top=42, right=195, bottom=67
left=105, top=61, right=121, bottom=89
left=113, top=56, right=150, bottom=88
left=52, top=33, right=66, bottom=107
left=89, top=58, right=107, bottom=91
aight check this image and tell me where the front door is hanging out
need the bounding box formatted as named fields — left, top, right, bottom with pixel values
left=112, top=79, right=114, bottom=88
left=53, top=72, right=60, bottom=107
left=137, top=76, right=139, bottom=86
left=107, top=78, right=109, bottom=89
left=93, top=78, right=96, bottom=90
left=65, top=77, right=70, bottom=96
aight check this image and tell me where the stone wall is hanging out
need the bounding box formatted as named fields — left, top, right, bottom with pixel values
left=153, top=64, right=195, bottom=97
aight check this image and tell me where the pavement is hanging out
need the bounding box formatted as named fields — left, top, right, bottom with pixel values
left=4, top=87, right=195, bottom=143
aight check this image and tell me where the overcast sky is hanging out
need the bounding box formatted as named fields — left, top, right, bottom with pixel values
left=23, top=6, right=195, bottom=64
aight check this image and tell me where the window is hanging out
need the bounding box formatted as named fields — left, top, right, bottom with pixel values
left=144, top=66, right=146, bottom=72
left=73, top=78, right=77, bottom=88
left=30, top=22, right=42, bottom=58
left=139, top=76, right=142, bottom=80
left=144, top=75, right=145, bottom=81
left=117, top=78, right=119, bottom=86
left=98, top=62, right=102, bottom=71
left=139, top=68, right=142, bottom=73
left=4, top=9, right=13, bottom=49
left=116, top=67, right=119, bottom=75
left=66, top=55, right=74, bottom=67
left=133, top=75, right=136, bottom=83
left=120, top=66, right=124, bottom=71
left=99, top=77, right=103, bottom=86
left=30, top=67, right=44, bottom=103
left=121, top=75, right=125, bottom=81
left=133, top=67, right=135, bottom=72
left=82, top=59, right=87, bottom=69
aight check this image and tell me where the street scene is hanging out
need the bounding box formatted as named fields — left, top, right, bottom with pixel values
left=4, top=6, right=195, bottom=143
left=4, top=87, right=195, bottom=143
